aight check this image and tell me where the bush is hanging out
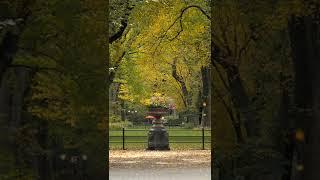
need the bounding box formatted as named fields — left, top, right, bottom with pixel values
left=183, top=122, right=195, bottom=129
left=109, top=114, right=122, bottom=123
left=166, top=116, right=183, bottom=126
left=109, top=120, right=133, bottom=130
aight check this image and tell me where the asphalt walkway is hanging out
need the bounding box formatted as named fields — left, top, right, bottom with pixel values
left=110, top=167, right=210, bottom=180
left=109, top=150, right=211, bottom=180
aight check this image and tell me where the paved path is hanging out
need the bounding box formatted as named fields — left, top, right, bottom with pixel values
left=110, top=167, right=211, bottom=180
left=109, top=150, right=211, bottom=180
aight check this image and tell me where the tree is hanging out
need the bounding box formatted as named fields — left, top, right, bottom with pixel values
left=1, top=0, right=108, bottom=179
left=109, top=0, right=211, bottom=116
left=288, top=2, right=320, bottom=179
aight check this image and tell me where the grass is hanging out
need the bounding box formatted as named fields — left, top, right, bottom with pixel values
left=109, top=127, right=212, bottom=150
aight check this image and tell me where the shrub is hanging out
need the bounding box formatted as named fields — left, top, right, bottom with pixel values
left=183, top=122, right=195, bottom=129
left=109, top=114, right=122, bottom=123
left=109, top=120, right=133, bottom=130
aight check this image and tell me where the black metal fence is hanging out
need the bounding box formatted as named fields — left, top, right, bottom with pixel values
left=109, top=128, right=211, bottom=150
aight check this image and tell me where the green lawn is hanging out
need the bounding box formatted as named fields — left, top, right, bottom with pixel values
left=109, top=128, right=212, bottom=150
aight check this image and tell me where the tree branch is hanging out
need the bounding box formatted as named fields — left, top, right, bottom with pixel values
left=153, top=5, right=210, bottom=53
left=109, top=0, right=134, bottom=44
left=109, top=19, right=129, bottom=44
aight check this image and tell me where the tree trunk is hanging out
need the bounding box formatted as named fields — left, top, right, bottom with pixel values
left=0, top=66, right=39, bottom=177
left=289, top=13, right=320, bottom=180
left=215, top=86, right=245, bottom=143
left=109, top=0, right=133, bottom=44
left=279, top=83, right=294, bottom=180
left=0, top=31, right=19, bottom=85
left=171, top=59, right=191, bottom=108
left=224, top=65, right=259, bottom=138
left=0, top=24, right=24, bottom=175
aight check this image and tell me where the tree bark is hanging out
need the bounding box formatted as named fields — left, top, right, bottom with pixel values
left=0, top=31, right=19, bottom=85
left=289, top=13, right=320, bottom=180
left=223, top=64, right=259, bottom=138
left=216, top=88, right=245, bottom=144
left=171, top=58, right=191, bottom=108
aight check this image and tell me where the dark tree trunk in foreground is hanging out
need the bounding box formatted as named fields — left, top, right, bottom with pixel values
left=0, top=67, right=36, bottom=176
left=289, top=12, right=320, bottom=180
left=0, top=31, right=20, bottom=85
left=213, top=43, right=258, bottom=138
left=278, top=75, right=294, bottom=180
left=223, top=64, right=259, bottom=138
left=0, top=19, right=29, bottom=177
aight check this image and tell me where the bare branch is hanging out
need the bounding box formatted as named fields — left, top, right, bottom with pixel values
left=212, top=62, right=233, bottom=94
left=152, top=5, right=210, bottom=53
left=169, top=17, right=184, bottom=41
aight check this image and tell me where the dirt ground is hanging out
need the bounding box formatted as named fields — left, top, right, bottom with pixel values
left=109, top=150, right=211, bottom=169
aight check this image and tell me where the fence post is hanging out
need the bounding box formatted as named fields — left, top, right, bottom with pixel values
left=122, top=128, right=125, bottom=150
left=202, top=127, right=205, bottom=150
